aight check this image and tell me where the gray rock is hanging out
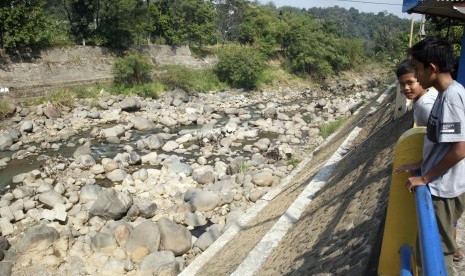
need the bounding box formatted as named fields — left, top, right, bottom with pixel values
left=0, top=206, right=15, bottom=222
left=20, top=120, right=34, bottom=133
left=106, top=169, right=128, bottom=182
left=192, top=166, right=216, bottom=185
left=183, top=213, right=207, bottom=227
left=224, top=209, right=245, bottom=231
left=91, top=232, right=116, bottom=251
left=0, top=236, right=10, bottom=250
left=190, top=191, right=219, bottom=212
left=12, top=173, right=26, bottom=184
left=77, top=154, right=96, bottom=167
left=126, top=201, right=157, bottom=220
left=0, top=133, right=13, bottom=151
left=79, top=185, right=102, bottom=204
left=43, top=105, right=61, bottom=119
left=263, top=107, right=277, bottom=119
left=162, top=141, right=179, bottom=152
left=87, top=108, right=100, bottom=119
left=317, top=98, right=327, bottom=108
left=38, top=190, right=65, bottom=208
left=163, top=157, right=192, bottom=176
left=139, top=251, right=178, bottom=275
left=249, top=188, right=267, bottom=202
left=16, top=224, right=59, bottom=253
left=90, top=189, right=132, bottom=220
left=252, top=171, right=274, bottom=187
left=73, top=141, right=91, bottom=159
left=0, top=218, right=13, bottom=235
left=101, top=125, right=125, bottom=138
left=130, top=116, right=156, bottom=131
left=157, top=217, right=192, bottom=256
left=125, top=221, right=160, bottom=254
left=227, top=156, right=246, bottom=175
left=137, top=134, right=164, bottom=150
left=12, top=187, right=33, bottom=199
left=0, top=260, right=12, bottom=275
left=120, top=97, right=141, bottom=112
left=114, top=152, right=141, bottom=166
left=220, top=137, right=233, bottom=148
left=193, top=224, right=222, bottom=251
left=159, top=116, right=177, bottom=127
left=98, top=259, right=125, bottom=275
left=140, top=152, right=158, bottom=165
left=253, top=138, right=271, bottom=151
left=251, top=153, right=267, bottom=166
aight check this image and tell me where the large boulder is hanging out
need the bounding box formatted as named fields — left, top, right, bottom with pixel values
left=129, top=116, right=156, bottom=131
left=156, top=217, right=192, bottom=256
left=0, top=133, right=13, bottom=151
left=16, top=224, right=59, bottom=253
left=190, top=191, right=219, bottom=212
left=120, top=97, right=141, bottom=112
left=125, top=221, right=160, bottom=255
left=89, top=189, right=133, bottom=220
left=193, top=224, right=222, bottom=251
left=138, top=251, right=178, bottom=275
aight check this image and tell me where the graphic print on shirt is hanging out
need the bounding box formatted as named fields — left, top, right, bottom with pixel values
left=440, top=122, right=461, bottom=134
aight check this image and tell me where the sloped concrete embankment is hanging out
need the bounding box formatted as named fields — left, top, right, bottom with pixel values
left=180, top=84, right=414, bottom=275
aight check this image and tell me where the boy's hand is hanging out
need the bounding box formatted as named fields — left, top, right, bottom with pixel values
left=394, top=163, right=421, bottom=174
left=406, top=176, right=428, bottom=193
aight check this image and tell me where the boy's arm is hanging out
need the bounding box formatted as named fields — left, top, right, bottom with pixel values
left=406, top=141, right=465, bottom=192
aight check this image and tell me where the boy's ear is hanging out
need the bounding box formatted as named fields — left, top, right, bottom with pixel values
left=429, top=63, right=439, bottom=73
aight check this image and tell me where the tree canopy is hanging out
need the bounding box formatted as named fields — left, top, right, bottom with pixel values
left=1, top=0, right=433, bottom=78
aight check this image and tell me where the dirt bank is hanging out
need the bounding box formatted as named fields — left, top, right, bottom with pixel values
left=0, top=45, right=215, bottom=99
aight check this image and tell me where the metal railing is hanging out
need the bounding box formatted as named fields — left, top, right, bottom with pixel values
left=400, top=172, right=447, bottom=275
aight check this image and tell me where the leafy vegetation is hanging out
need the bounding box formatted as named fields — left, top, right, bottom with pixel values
left=157, top=65, right=226, bottom=93
left=215, top=45, right=265, bottom=90
left=0, top=100, right=15, bottom=118
left=115, top=82, right=164, bottom=98
left=3, top=0, right=453, bottom=91
left=286, top=157, right=301, bottom=169
left=319, top=119, right=347, bottom=139
left=113, top=52, right=153, bottom=86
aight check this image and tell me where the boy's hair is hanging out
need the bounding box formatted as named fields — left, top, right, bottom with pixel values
left=396, top=59, right=415, bottom=78
left=408, top=36, right=455, bottom=73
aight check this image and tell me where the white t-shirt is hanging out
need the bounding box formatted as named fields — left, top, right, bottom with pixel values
left=414, top=88, right=438, bottom=126
left=422, top=81, right=465, bottom=198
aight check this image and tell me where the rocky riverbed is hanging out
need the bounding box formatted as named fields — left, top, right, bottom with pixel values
left=0, top=73, right=387, bottom=275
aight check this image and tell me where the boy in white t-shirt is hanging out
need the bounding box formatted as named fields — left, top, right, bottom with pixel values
left=396, top=59, right=438, bottom=126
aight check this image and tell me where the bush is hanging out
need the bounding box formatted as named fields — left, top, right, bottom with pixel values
left=116, top=82, right=165, bottom=98
left=157, top=65, right=226, bottom=93
left=319, top=119, right=346, bottom=139
left=113, top=52, right=153, bottom=86
left=0, top=100, right=16, bottom=118
left=215, top=46, right=265, bottom=90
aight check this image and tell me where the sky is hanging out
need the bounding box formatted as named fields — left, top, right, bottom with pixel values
left=257, top=0, right=421, bottom=19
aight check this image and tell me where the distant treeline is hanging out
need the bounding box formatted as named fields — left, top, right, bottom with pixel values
left=1, top=0, right=423, bottom=77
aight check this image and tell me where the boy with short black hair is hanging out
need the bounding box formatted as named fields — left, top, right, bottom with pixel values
left=403, top=36, right=465, bottom=274
left=396, top=59, right=438, bottom=126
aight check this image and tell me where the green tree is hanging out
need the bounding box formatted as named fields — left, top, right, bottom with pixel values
left=97, top=0, right=145, bottom=48
left=215, top=45, right=265, bottom=90
left=0, top=0, right=53, bottom=50
left=113, top=52, right=153, bottom=86
left=153, top=0, right=217, bottom=47
left=214, top=0, right=248, bottom=43
left=183, top=0, right=217, bottom=48
left=62, top=0, right=97, bottom=45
